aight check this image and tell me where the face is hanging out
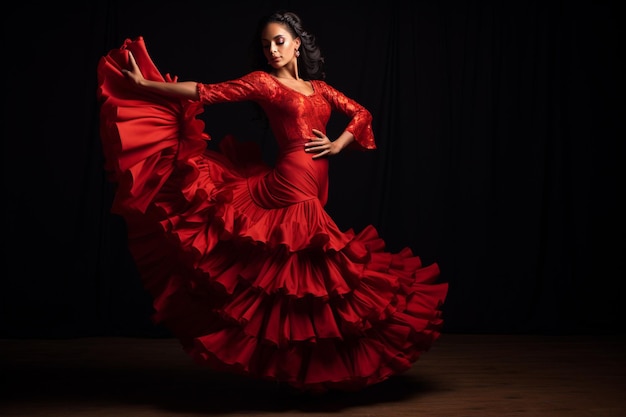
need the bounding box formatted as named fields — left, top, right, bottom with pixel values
left=261, top=22, right=300, bottom=69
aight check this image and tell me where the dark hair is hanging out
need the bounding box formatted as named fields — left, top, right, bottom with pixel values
left=249, top=10, right=326, bottom=80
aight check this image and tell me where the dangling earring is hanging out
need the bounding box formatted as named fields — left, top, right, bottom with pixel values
left=295, top=49, right=300, bottom=57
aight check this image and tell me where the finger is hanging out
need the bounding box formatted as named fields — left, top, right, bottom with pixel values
left=127, top=51, right=139, bottom=71
left=311, top=128, right=325, bottom=138
left=304, top=138, right=321, bottom=148
left=312, top=150, right=328, bottom=159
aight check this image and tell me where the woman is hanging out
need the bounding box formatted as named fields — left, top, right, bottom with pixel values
left=97, top=10, right=448, bottom=392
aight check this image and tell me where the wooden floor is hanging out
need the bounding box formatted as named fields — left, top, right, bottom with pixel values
left=1, top=333, right=625, bottom=417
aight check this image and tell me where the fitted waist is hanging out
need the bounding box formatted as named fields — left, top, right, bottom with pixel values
left=279, top=139, right=308, bottom=154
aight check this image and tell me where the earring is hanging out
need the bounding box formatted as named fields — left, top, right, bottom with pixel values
left=295, top=49, right=300, bottom=57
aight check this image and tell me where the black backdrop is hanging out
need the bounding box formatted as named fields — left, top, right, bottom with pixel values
left=3, top=1, right=624, bottom=338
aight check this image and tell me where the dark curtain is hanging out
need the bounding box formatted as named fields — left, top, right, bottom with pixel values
left=3, top=0, right=623, bottom=338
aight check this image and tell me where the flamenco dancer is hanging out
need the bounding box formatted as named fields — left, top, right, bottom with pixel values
left=97, top=10, right=448, bottom=392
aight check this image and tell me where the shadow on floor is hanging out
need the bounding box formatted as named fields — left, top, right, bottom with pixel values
left=3, top=360, right=444, bottom=414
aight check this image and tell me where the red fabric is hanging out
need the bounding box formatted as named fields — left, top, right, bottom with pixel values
left=97, top=36, right=448, bottom=392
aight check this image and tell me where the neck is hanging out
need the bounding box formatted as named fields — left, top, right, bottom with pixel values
left=273, top=71, right=299, bottom=80
left=272, top=63, right=299, bottom=80
left=274, top=75, right=299, bottom=80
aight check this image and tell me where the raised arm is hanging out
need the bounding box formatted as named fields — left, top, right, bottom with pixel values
left=123, top=51, right=199, bottom=100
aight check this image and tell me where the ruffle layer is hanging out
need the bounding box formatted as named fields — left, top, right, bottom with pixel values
left=97, top=37, right=448, bottom=392
left=97, top=36, right=209, bottom=214
left=122, top=219, right=446, bottom=392
left=151, top=137, right=355, bottom=254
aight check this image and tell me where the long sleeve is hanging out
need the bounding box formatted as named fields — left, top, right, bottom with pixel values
left=314, top=81, right=376, bottom=150
left=196, top=71, right=271, bottom=105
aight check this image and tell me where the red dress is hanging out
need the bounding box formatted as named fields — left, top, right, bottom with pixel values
left=97, top=36, right=448, bottom=392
